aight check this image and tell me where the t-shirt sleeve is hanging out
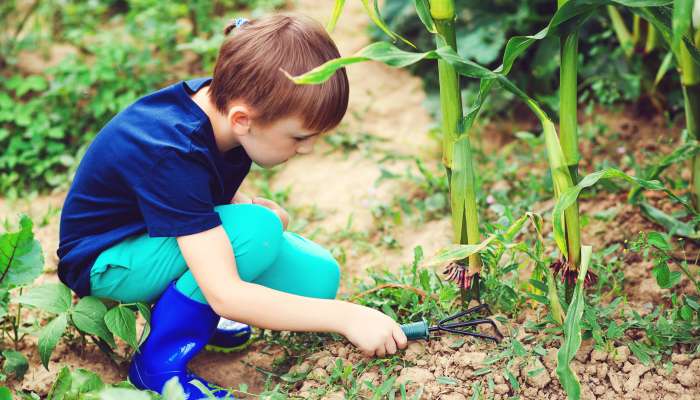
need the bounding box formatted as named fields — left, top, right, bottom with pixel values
left=133, top=149, right=222, bottom=237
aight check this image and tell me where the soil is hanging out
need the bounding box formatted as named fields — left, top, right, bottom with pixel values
left=2, top=0, right=700, bottom=399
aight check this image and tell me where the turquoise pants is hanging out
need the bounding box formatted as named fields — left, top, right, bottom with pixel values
left=89, top=204, right=340, bottom=304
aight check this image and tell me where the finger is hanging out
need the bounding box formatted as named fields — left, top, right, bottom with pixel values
left=385, top=336, right=397, bottom=355
left=375, top=346, right=386, bottom=358
left=279, top=210, right=290, bottom=229
left=253, top=197, right=278, bottom=208
left=393, top=325, right=408, bottom=349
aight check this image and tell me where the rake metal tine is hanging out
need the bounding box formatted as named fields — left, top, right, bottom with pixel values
left=439, top=303, right=491, bottom=325
left=439, top=318, right=504, bottom=339
left=439, top=325, right=501, bottom=342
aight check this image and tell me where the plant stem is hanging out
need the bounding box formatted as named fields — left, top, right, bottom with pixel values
left=14, top=288, right=22, bottom=349
left=559, top=0, right=582, bottom=279
left=431, top=0, right=482, bottom=276
left=679, top=41, right=700, bottom=209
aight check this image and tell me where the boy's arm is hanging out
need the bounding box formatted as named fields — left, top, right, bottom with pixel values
left=177, top=225, right=407, bottom=357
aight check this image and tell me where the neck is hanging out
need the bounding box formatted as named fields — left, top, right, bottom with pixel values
left=191, top=87, right=240, bottom=153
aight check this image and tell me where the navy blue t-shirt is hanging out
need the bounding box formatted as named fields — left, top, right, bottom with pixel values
left=57, top=78, right=252, bottom=297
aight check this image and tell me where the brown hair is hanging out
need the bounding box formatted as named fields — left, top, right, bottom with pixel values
left=210, top=13, right=349, bottom=133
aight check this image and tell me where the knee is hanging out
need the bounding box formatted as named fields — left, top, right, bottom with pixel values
left=317, top=256, right=341, bottom=299
left=214, top=204, right=284, bottom=279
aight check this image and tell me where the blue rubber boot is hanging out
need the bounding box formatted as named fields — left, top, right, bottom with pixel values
left=206, top=319, right=253, bottom=353
left=128, top=283, right=233, bottom=399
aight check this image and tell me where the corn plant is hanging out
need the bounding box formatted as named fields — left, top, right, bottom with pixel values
left=557, top=0, right=584, bottom=302
left=623, top=2, right=700, bottom=211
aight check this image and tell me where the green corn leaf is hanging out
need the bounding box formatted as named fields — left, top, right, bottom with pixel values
left=546, top=268, right=565, bottom=325
left=39, top=314, right=69, bottom=370
left=326, top=0, right=345, bottom=33
left=672, top=0, right=694, bottom=53
left=426, top=213, right=539, bottom=266
left=0, top=215, right=44, bottom=289
left=17, top=283, right=72, bottom=314
left=635, top=6, right=700, bottom=64
left=414, top=0, right=436, bottom=33
left=628, top=140, right=700, bottom=202
left=654, top=51, right=675, bottom=87
left=451, top=137, right=476, bottom=241
left=0, top=387, right=11, bottom=400
left=104, top=305, right=138, bottom=350
left=639, top=202, right=700, bottom=238
left=608, top=5, right=636, bottom=57
left=553, top=168, right=697, bottom=252
left=361, top=0, right=415, bottom=48
left=71, top=296, right=115, bottom=347
left=556, top=245, right=591, bottom=400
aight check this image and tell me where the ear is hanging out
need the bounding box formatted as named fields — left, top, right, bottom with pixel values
left=227, top=105, right=252, bottom=137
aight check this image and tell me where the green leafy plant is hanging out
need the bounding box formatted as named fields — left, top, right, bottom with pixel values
left=0, top=215, right=44, bottom=379
left=15, top=282, right=150, bottom=370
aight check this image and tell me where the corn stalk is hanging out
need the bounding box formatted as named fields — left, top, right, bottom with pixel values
left=558, top=0, right=583, bottom=301
left=430, top=0, right=483, bottom=303
left=626, top=3, right=700, bottom=211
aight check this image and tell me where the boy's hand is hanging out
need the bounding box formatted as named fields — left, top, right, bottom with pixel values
left=252, top=197, right=290, bottom=230
left=341, top=303, right=408, bottom=358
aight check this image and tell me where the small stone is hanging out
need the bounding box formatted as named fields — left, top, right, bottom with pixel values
left=336, top=347, right=348, bottom=358
left=671, top=353, right=691, bottom=366
left=524, top=359, right=551, bottom=389
left=624, top=374, right=640, bottom=392
left=494, top=384, right=509, bottom=395
left=441, top=393, right=467, bottom=400
left=309, top=350, right=331, bottom=362
left=609, top=371, right=623, bottom=393
left=596, top=363, right=609, bottom=380
left=324, top=390, right=345, bottom=400
left=622, top=361, right=633, bottom=373
left=315, top=355, right=333, bottom=368
left=396, top=367, right=434, bottom=385
left=677, top=367, right=697, bottom=387
left=494, top=374, right=505, bottom=384
left=543, top=348, right=558, bottom=370
left=612, top=346, right=630, bottom=364
left=594, top=385, right=606, bottom=395
left=666, top=383, right=684, bottom=394
left=405, top=342, right=425, bottom=362
left=308, top=368, right=328, bottom=382
left=575, top=340, right=594, bottom=362
left=631, top=364, right=650, bottom=376
left=454, top=352, right=486, bottom=368
left=288, top=361, right=312, bottom=375
left=358, top=371, right=379, bottom=386
left=591, top=349, right=608, bottom=362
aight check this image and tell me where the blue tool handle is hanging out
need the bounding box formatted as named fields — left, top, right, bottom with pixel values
left=401, top=320, right=429, bottom=340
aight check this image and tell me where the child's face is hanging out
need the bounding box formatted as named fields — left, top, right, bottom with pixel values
left=239, top=115, right=320, bottom=168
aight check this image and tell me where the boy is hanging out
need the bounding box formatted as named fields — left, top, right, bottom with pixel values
left=57, top=13, right=407, bottom=398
